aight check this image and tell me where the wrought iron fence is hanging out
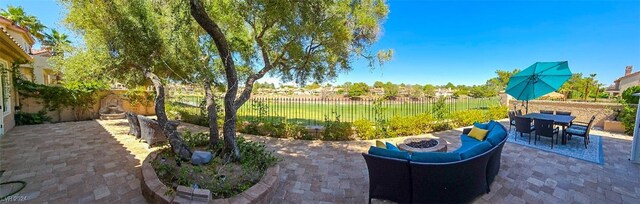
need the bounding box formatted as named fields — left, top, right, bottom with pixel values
left=170, top=95, right=500, bottom=126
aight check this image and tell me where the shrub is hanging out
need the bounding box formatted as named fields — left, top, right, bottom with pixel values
left=387, top=113, right=435, bottom=137
left=620, top=104, right=636, bottom=135
left=353, top=119, right=375, bottom=140
left=486, top=105, right=508, bottom=120
left=15, top=110, right=51, bottom=125
left=181, top=130, right=210, bottom=149
left=450, top=109, right=486, bottom=127
left=322, top=113, right=353, bottom=141
left=622, top=86, right=640, bottom=104
left=237, top=119, right=311, bottom=139
left=432, top=97, right=448, bottom=119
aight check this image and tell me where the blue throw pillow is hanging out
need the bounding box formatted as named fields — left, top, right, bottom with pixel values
left=368, top=146, right=411, bottom=160
left=459, top=141, right=493, bottom=159
left=386, top=142, right=400, bottom=151
left=486, top=127, right=507, bottom=146
left=473, top=122, right=488, bottom=130
left=412, top=152, right=461, bottom=163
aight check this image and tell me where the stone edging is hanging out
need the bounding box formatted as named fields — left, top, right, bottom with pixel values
left=141, top=150, right=280, bottom=204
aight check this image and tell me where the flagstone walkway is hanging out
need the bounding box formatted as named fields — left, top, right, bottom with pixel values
left=0, top=119, right=639, bottom=203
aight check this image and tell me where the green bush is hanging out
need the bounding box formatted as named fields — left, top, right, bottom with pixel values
left=387, top=113, right=435, bottom=137
left=450, top=109, right=487, bottom=127
left=15, top=111, right=51, bottom=125
left=353, top=119, right=376, bottom=140
left=237, top=119, right=310, bottom=139
left=322, top=113, right=353, bottom=141
left=486, top=105, right=508, bottom=120
left=622, top=86, right=640, bottom=104
left=620, top=103, right=636, bottom=135
left=181, top=130, right=210, bottom=149
left=432, top=97, right=448, bottom=119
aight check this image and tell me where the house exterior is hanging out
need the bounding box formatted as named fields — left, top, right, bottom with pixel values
left=20, top=49, right=59, bottom=85
left=606, top=66, right=637, bottom=97
left=435, top=87, right=453, bottom=98
left=0, top=16, right=34, bottom=135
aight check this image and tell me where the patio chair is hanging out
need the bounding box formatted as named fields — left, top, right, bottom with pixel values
left=137, top=115, right=168, bottom=148
left=533, top=119, right=559, bottom=148
left=540, top=110, right=554, bottom=114
left=508, top=111, right=516, bottom=132
left=125, top=112, right=141, bottom=138
left=514, top=116, right=535, bottom=143
left=362, top=153, right=412, bottom=204
left=565, top=115, right=596, bottom=149
left=515, top=109, right=523, bottom=116
left=555, top=111, right=572, bottom=115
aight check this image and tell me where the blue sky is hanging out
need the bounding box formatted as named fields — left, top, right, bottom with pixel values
left=2, top=0, right=639, bottom=87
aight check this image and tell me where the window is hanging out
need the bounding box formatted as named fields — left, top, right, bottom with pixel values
left=0, top=62, right=10, bottom=115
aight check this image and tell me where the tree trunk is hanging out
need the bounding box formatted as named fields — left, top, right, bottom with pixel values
left=204, top=80, right=220, bottom=147
left=143, top=69, right=192, bottom=160
left=584, top=84, right=589, bottom=101
left=190, top=0, right=240, bottom=160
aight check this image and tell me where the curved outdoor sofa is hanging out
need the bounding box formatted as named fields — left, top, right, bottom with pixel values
left=363, top=120, right=508, bottom=203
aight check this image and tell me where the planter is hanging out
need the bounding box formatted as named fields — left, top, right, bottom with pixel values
left=604, top=120, right=624, bottom=133
left=141, top=150, right=280, bottom=204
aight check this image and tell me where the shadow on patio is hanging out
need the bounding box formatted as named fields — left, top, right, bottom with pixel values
left=0, top=120, right=152, bottom=203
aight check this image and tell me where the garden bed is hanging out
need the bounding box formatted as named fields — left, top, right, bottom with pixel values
left=141, top=149, right=280, bottom=203
left=141, top=132, right=280, bottom=203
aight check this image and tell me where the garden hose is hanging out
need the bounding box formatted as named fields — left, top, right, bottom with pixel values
left=0, top=170, right=27, bottom=200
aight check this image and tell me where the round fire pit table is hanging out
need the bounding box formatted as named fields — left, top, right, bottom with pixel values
left=398, top=137, right=447, bottom=153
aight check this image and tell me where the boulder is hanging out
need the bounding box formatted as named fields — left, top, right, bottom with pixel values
left=191, top=151, right=213, bottom=165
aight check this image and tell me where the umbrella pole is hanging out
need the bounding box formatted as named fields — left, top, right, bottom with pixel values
left=526, top=100, right=529, bottom=114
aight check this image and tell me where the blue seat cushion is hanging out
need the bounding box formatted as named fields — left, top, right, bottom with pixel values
left=486, top=126, right=507, bottom=146
left=488, top=120, right=500, bottom=131
left=460, top=134, right=482, bottom=146
left=474, top=122, right=488, bottom=130
left=459, top=141, right=493, bottom=159
left=386, top=142, right=400, bottom=151
left=566, top=127, right=586, bottom=135
left=368, top=146, right=411, bottom=160
left=411, top=152, right=461, bottom=163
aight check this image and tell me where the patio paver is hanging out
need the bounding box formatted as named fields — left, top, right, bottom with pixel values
left=1, top=119, right=639, bottom=203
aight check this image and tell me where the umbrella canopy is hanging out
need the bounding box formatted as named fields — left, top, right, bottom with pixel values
left=506, top=61, right=572, bottom=113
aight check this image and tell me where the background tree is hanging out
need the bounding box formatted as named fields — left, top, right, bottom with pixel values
left=486, top=69, right=519, bottom=90
left=383, top=82, right=399, bottom=99
left=0, top=5, right=47, bottom=40
left=348, top=82, right=372, bottom=98
left=189, top=0, right=391, bottom=159
left=373, top=81, right=384, bottom=88
left=43, top=29, right=71, bottom=55
left=423, top=84, right=436, bottom=97
left=444, top=82, right=456, bottom=89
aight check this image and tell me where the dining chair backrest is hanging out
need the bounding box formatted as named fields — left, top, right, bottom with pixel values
left=555, top=111, right=572, bottom=116
left=514, top=116, right=534, bottom=133
left=508, top=111, right=516, bottom=123
left=585, top=115, right=596, bottom=135
left=516, top=109, right=523, bottom=116
left=540, top=110, right=554, bottom=114
left=533, top=119, right=555, bottom=137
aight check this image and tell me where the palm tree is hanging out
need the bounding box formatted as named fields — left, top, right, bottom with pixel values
left=0, top=5, right=46, bottom=40
left=43, top=29, right=71, bottom=55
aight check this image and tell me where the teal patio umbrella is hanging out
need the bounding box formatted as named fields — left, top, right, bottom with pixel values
left=505, top=61, right=572, bottom=113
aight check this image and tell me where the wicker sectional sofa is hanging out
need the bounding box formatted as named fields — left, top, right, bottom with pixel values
left=363, top=120, right=508, bottom=203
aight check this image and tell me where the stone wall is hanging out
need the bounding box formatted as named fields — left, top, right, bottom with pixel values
left=509, top=100, right=624, bottom=128
left=18, top=90, right=155, bottom=123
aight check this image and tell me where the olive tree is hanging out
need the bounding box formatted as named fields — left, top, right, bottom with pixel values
left=61, top=0, right=195, bottom=159
left=189, top=0, right=391, bottom=159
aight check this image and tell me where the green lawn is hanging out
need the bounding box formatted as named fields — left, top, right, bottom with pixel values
left=171, top=96, right=500, bottom=125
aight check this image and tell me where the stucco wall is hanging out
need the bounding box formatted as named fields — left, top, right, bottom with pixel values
left=619, top=74, right=640, bottom=95
left=510, top=100, right=623, bottom=128
left=18, top=90, right=156, bottom=123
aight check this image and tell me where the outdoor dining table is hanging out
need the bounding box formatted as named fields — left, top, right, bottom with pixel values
left=521, top=113, right=576, bottom=145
